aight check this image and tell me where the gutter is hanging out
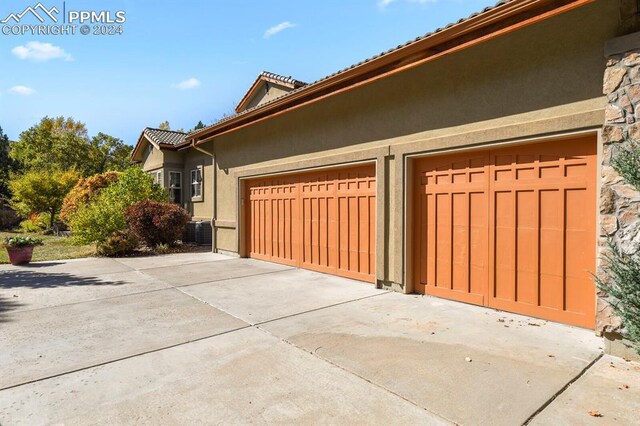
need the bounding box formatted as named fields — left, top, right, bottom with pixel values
left=190, top=139, right=217, bottom=253
left=190, top=0, right=593, bottom=145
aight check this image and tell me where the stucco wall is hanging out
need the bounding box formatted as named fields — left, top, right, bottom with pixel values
left=183, top=147, right=214, bottom=221
left=245, top=83, right=292, bottom=111
left=210, top=0, right=619, bottom=287
left=141, top=143, right=165, bottom=172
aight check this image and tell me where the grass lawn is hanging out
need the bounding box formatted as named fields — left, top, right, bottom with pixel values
left=0, top=231, right=96, bottom=264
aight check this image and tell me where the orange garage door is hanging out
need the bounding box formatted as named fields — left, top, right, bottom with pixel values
left=413, top=136, right=596, bottom=327
left=246, top=164, right=376, bottom=283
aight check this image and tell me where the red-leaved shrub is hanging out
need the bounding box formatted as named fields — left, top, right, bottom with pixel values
left=126, top=201, right=190, bottom=247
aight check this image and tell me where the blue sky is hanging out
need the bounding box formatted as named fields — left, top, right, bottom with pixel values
left=0, top=0, right=496, bottom=145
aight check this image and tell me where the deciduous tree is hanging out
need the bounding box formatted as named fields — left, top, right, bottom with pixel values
left=9, top=169, right=80, bottom=229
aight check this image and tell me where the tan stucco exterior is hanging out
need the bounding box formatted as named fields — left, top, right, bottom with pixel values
left=138, top=136, right=213, bottom=220
left=245, top=82, right=292, bottom=111
left=205, top=0, right=619, bottom=292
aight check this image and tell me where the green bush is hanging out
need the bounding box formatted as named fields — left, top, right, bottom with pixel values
left=598, top=138, right=640, bottom=354
left=97, top=230, right=138, bottom=257
left=68, top=167, right=166, bottom=244
left=154, top=243, right=170, bottom=254
left=611, top=140, right=640, bottom=189
left=18, top=213, right=48, bottom=232
left=126, top=200, right=190, bottom=247
left=596, top=243, right=640, bottom=354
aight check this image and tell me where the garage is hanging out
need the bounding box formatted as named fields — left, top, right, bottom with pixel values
left=412, top=135, right=597, bottom=327
left=245, top=164, right=376, bottom=283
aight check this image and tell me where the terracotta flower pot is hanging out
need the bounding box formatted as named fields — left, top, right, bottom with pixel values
left=6, top=246, right=35, bottom=265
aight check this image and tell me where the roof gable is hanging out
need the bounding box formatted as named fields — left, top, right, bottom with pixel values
left=235, top=71, right=306, bottom=113
left=131, top=127, right=188, bottom=163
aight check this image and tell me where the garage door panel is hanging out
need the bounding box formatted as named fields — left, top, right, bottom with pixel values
left=247, top=164, right=375, bottom=283
left=414, top=153, right=489, bottom=302
left=414, top=136, right=596, bottom=328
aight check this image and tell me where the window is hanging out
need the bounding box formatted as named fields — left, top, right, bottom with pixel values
left=169, top=171, right=182, bottom=205
left=191, top=167, right=203, bottom=201
left=150, top=170, right=162, bottom=187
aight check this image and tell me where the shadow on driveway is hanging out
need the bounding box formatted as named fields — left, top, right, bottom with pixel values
left=0, top=268, right=127, bottom=322
left=0, top=295, right=24, bottom=323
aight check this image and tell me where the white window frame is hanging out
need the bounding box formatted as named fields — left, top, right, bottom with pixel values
left=169, top=171, right=182, bottom=205
left=150, top=170, right=163, bottom=187
left=191, top=166, right=203, bottom=202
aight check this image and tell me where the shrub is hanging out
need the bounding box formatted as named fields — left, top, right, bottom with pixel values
left=68, top=167, right=166, bottom=244
left=97, top=230, right=138, bottom=257
left=596, top=243, right=640, bottom=354
left=154, top=243, right=170, bottom=254
left=60, top=171, right=119, bottom=223
left=0, top=208, right=20, bottom=230
left=20, top=213, right=48, bottom=232
left=126, top=201, right=190, bottom=247
left=597, top=138, right=640, bottom=354
left=611, top=140, right=640, bottom=190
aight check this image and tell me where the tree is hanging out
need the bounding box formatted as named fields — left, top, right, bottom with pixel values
left=10, top=117, right=133, bottom=177
left=89, top=133, right=132, bottom=174
left=9, top=169, right=80, bottom=229
left=158, top=121, right=185, bottom=133
left=0, top=126, right=19, bottom=203
left=193, top=120, right=205, bottom=131
left=10, top=116, right=93, bottom=175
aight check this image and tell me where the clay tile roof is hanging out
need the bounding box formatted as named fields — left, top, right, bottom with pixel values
left=143, top=128, right=187, bottom=147
left=259, top=71, right=307, bottom=88
left=187, top=0, right=517, bottom=139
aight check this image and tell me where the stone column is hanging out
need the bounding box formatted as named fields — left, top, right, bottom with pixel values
left=600, top=32, right=640, bottom=359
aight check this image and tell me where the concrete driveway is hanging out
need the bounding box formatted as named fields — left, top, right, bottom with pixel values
left=0, top=253, right=638, bottom=425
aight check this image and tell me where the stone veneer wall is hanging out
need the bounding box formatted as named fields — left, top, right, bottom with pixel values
left=600, top=33, right=640, bottom=358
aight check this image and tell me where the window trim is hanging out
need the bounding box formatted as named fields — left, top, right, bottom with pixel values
left=150, top=170, right=163, bottom=187
left=169, top=171, right=182, bottom=205
left=190, top=166, right=203, bottom=202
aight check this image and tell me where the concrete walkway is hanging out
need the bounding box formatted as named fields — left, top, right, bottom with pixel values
left=0, top=253, right=637, bottom=425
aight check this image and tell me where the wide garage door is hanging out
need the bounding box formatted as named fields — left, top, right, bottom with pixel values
left=246, top=164, right=375, bottom=283
left=412, top=136, right=596, bottom=327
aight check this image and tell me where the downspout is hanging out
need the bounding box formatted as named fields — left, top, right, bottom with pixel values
left=191, top=139, right=216, bottom=253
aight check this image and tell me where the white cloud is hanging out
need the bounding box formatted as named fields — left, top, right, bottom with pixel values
left=11, top=41, right=73, bottom=62
left=378, top=0, right=436, bottom=9
left=9, top=85, right=36, bottom=96
left=172, top=78, right=201, bottom=90
left=264, top=21, right=296, bottom=39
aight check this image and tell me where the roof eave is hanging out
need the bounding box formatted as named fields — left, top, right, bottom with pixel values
left=191, top=0, right=593, bottom=144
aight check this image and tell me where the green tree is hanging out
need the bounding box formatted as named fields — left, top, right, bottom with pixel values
left=158, top=121, right=171, bottom=130
left=10, top=117, right=133, bottom=177
left=89, top=133, right=132, bottom=174
left=10, top=117, right=93, bottom=175
left=9, top=169, right=80, bottom=229
left=68, top=167, right=166, bottom=244
left=0, top=126, right=19, bottom=202
left=193, top=120, right=205, bottom=131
